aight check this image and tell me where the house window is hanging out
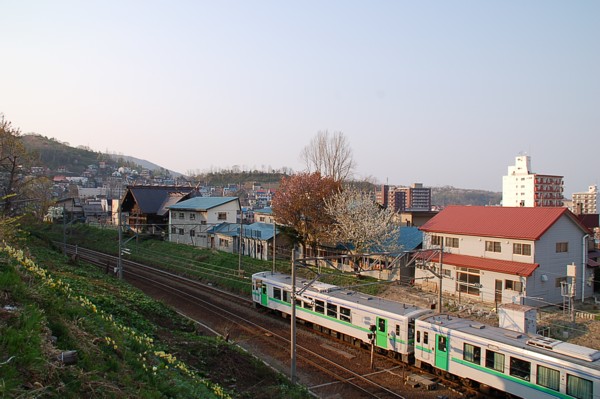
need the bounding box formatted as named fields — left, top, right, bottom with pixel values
left=556, top=242, right=569, bottom=253
left=567, top=374, right=593, bottom=399
left=200, top=220, right=207, bottom=225
left=505, top=280, right=523, bottom=292
left=509, top=357, right=531, bottom=381
left=190, top=213, right=196, bottom=220
left=179, top=212, right=184, bottom=219
left=218, top=212, right=227, bottom=220
left=456, top=268, right=480, bottom=295
left=513, top=243, right=531, bottom=256
left=485, top=241, right=501, bottom=253
left=537, top=365, right=560, bottom=392
left=171, top=227, right=177, bottom=234
left=189, top=230, right=196, bottom=237
left=178, top=228, right=184, bottom=235
left=463, top=343, right=481, bottom=365
left=485, top=349, right=505, bottom=372
left=431, top=235, right=443, bottom=246
left=219, top=238, right=229, bottom=247
left=445, top=237, right=459, bottom=248
left=172, top=213, right=177, bottom=219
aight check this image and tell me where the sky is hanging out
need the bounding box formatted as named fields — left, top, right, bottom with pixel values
left=1, top=1, right=598, bottom=195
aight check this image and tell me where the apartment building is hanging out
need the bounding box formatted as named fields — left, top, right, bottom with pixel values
left=572, top=185, right=598, bottom=215
left=502, top=155, right=564, bottom=207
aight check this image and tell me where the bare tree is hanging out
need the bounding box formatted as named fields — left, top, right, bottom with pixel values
left=300, top=131, right=356, bottom=182
left=0, top=115, right=32, bottom=215
left=324, top=187, right=401, bottom=254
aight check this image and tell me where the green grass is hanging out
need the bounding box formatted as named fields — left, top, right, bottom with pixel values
left=1, top=227, right=311, bottom=399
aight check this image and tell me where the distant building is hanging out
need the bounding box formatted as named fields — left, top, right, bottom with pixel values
left=502, top=155, right=564, bottom=207
left=571, top=185, right=598, bottom=215
left=376, top=183, right=431, bottom=212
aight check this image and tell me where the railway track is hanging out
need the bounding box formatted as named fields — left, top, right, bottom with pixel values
left=59, top=244, right=415, bottom=398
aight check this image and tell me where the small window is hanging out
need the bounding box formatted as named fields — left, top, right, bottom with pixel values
left=282, top=291, right=290, bottom=303
left=172, top=213, right=177, bottom=219
left=431, top=235, right=443, bottom=246
left=486, top=350, right=505, bottom=372
left=445, top=237, right=459, bottom=248
left=303, top=297, right=313, bottom=309
left=463, top=343, right=481, bottom=365
left=417, top=330, right=421, bottom=343
left=556, top=276, right=567, bottom=288
left=178, top=228, right=184, bottom=235
left=513, top=243, right=531, bottom=256
left=171, top=226, right=177, bottom=234
left=556, top=242, right=569, bottom=253
left=327, top=303, right=337, bottom=317
left=273, top=287, right=282, bottom=300
left=315, top=300, right=325, bottom=314
left=567, top=374, right=593, bottom=399
left=395, top=325, right=401, bottom=336
left=190, top=213, right=196, bottom=220
left=423, top=332, right=429, bottom=345
left=339, top=307, right=351, bottom=322
left=485, top=241, right=501, bottom=253
left=179, top=212, right=184, bottom=219
left=505, top=280, right=523, bottom=292
left=218, top=212, right=227, bottom=220
left=438, top=335, right=447, bottom=352
left=190, top=230, right=195, bottom=237
left=537, top=365, right=560, bottom=391
left=509, top=357, right=531, bottom=381
left=378, top=318, right=386, bottom=332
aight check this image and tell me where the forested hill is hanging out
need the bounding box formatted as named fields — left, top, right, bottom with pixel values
left=432, top=185, right=502, bottom=207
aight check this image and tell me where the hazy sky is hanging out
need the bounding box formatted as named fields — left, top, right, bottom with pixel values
left=1, top=1, right=598, bottom=195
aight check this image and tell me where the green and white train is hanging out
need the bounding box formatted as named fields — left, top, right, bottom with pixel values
left=252, top=271, right=600, bottom=399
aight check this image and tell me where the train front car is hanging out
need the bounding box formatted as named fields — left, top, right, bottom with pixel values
left=251, top=271, right=432, bottom=363
left=415, top=314, right=600, bottom=399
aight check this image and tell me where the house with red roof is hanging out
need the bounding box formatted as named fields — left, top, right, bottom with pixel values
left=416, top=206, right=594, bottom=307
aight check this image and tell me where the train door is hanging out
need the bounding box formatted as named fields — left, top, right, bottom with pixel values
left=434, top=334, right=449, bottom=371
left=376, top=317, right=387, bottom=349
left=260, top=283, right=268, bottom=306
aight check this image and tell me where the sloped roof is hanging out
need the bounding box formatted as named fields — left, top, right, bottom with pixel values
left=418, top=250, right=539, bottom=277
left=254, top=207, right=273, bottom=215
left=420, top=206, right=589, bottom=240
left=157, top=193, right=190, bottom=217
left=123, top=186, right=195, bottom=214
left=399, top=226, right=423, bottom=251
left=168, top=196, right=239, bottom=211
left=215, top=222, right=279, bottom=240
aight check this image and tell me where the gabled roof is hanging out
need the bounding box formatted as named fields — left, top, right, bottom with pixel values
left=122, top=186, right=195, bottom=214
left=168, top=196, right=239, bottom=211
left=418, top=250, right=539, bottom=277
left=212, top=222, right=279, bottom=240
left=420, top=206, right=590, bottom=240
left=254, top=207, right=272, bottom=215
left=399, top=226, right=423, bottom=251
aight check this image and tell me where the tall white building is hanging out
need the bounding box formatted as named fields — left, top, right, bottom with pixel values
left=571, top=185, right=598, bottom=214
left=502, top=155, right=564, bottom=207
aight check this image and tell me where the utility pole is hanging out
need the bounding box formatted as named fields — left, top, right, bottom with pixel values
left=272, top=221, right=276, bottom=273
left=290, top=249, right=297, bottom=384
left=438, top=242, right=444, bottom=314
left=117, top=200, right=123, bottom=279
left=238, top=222, right=243, bottom=277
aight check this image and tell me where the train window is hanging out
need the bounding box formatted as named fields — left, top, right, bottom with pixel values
left=438, top=336, right=447, bottom=352
left=463, top=343, right=481, bottom=365
left=509, top=357, right=531, bottom=381
left=295, top=299, right=302, bottom=307
left=339, top=307, right=351, bottom=322
left=378, top=318, right=386, bottom=332
left=327, top=303, right=337, bottom=317
left=395, top=325, right=400, bottom=336
left=567, top=374, right=593, bottom=399
left=408, top=324, right=415, bottom=340
left=416, top=331, right=421, bottom=343
left=273, top=287, right=282, bottom=300
left=485, top=350, right=505, bottom=373
left=282, top=291, right=290, bottom=303
left=303, top=297, right=313, bottom=309
left=315, top=300, right=325, bottom=314
left=537, top=365, right=560, bottom=392
left=423, top=332, right=429, bottom=345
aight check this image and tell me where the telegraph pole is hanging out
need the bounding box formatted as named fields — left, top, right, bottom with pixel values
left=290, top=249, right=297, bottom=384
left=438, top=242, right=444, bottom=314
left=117, top=200, right=123, bottom=279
